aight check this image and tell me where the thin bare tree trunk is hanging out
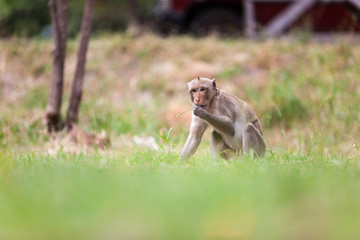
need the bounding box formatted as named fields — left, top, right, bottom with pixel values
left=45, top=0, right=68, bottom=132
left=66, top=0, right=96, bottom=127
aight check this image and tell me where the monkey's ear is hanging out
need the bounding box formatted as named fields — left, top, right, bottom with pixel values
left=212, top=78, right=217, bottom=90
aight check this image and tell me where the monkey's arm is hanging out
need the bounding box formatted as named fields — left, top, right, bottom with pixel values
left=194, top=106, right=234, bottom=136
left=179, top=117, right=208, bottom=161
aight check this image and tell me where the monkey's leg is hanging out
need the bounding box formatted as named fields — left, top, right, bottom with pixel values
left=211, top=130, right=233, bottom=160
left=242, top=123, right=266, bottom=157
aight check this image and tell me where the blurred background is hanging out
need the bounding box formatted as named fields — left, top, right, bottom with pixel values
left=1, top=0, right=360, bottom=37
left=1, top=1, right=360, bottom=239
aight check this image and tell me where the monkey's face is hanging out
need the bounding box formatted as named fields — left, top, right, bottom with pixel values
left=188, top=77, right=217, bottom=108
left=190, top=86, right=208, bottom=107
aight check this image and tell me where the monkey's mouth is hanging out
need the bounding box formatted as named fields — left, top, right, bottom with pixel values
left=194, top=104, right=206, bottom=108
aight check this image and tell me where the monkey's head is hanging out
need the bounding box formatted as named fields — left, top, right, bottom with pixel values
left=188, top=76, right=218, bottom=108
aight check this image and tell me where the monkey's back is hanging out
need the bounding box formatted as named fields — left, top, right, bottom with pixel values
left=217, top=90, right=258, bottom=124
left=212, top=90, right=264, bottom=149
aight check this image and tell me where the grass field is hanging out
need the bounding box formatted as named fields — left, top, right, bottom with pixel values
left=0, top=33, right=360, bottom=239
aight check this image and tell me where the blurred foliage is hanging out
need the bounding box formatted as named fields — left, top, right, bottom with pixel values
left=264, top=71, right=307, bottom=128
left=0, top=0, right=157, bottom=37
left=0, top=0, right=50, bottom=36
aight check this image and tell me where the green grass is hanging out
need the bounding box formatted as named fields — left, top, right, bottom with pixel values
left=0, top=151, right=359, bottom=240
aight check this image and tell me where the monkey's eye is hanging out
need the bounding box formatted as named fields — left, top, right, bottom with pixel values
left=191, top=89, right=197, bottom=93
left=200, top=88, right=205, bottom=92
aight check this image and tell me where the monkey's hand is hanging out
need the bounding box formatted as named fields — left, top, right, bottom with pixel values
left=193, top=106, right=207, bottom=119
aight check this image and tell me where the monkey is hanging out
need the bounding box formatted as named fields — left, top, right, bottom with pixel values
left=179, top=76, right=265, bottom=160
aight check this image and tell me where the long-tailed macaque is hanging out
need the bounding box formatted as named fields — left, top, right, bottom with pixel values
left=179, top=77, right=265, bottom=160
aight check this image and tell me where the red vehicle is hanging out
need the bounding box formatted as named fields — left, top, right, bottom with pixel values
left=154, top=0, right=360, bottom=36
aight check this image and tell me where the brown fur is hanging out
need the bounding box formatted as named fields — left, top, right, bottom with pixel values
left=179, top=77, right=265, bottom=160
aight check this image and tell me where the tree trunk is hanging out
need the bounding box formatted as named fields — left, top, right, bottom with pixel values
left=66, top=0, right=96, bottom=128
left=45, top=0, right=68, bottom=132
